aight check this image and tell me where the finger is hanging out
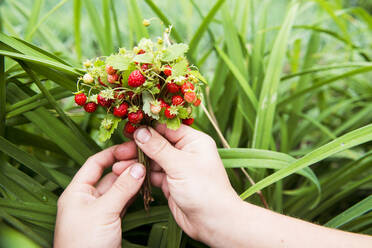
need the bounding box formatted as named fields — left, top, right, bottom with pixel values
left=96, top=172, right=117, bottom=195
left=113, top=141, right=138, bottom=161
left=98, top=163, right=145, bottom=213
left=134, top=127, right=184, bottom=174
left=151, top=161, right=163, bottom=172
left=112, top=159, right=138, bottom=175
left=150, top=171, right=165, bottom=187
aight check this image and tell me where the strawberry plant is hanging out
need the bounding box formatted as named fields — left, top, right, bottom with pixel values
left=0, top=0, right=371, bottom=247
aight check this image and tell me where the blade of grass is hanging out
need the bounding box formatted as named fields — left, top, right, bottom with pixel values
left=110, top=0, right=123, bottom=47
left=127, top=0, right=149, bottom=40
left=24, top=0, right=43, bottom=41
left=73, top=0, right=82, bottom=61
left=103, top=0, right=113, bottom=53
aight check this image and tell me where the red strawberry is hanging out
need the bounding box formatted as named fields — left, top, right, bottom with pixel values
left=193, top=98, right=201, bottom=107
left=125, top=91, right=135, bottom=100
left=184, top=91, right=196, bottom=103
left=181, top=81, right=194, bottom=94
left=107, top=73, right=119, bottom=84
left=84, top=102, right=97, bottom=113
left=125, top=122, right=137, bottom=134
left=106, top=65, right=116, bottom=75
left=141, top=63, right=150, bottom=71
left=163, top=65, right=172, bottom=76
left=156, top=83, right=161, bottom=90
left=113, top=102, right=129, bottom=117
left=97, top=94, right=112, bottom=107
left=164, top=106, right=176, bottom=119
left=159, top=99, right=169, bottom=109
left=137, top=49, right=146, bottom=54
left=172, top=95, right=184, bottom=106
left=166, top=82, right=180, bottom=93
left=182, top=118, right=194, bottom=125
left=128, top=70, right=146, bottom=87
left=128, top=109, right=144, bottom=124
left=114, top=91, right=125, bottom=99
left=74, top=93, right=87, bottom=106
left=98, top=77, right=107, bottom=87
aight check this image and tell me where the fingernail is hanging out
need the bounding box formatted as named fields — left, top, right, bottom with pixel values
left=130, top=164, right=145, bottom=179
left=135, top=128, right=151, bottom=144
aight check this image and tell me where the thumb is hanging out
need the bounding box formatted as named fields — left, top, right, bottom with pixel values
left=134, top=127, right=182, bottom=174
left=98, top=163, right=145, bottom=213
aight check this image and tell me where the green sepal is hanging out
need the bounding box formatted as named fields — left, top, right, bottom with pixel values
left=98, top=114, right=122, bottom=142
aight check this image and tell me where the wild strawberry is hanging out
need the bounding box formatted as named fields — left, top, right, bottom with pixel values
left=193, top=98, right=201, bottom=107
left=184, top=90, right=196, bottom=103
left=74, top=93, right=87, bottom=106
left=164, top=106, right=177, bottom=119
left=98, top=77, right=107, bottom=87
left=114, top=91, right=125, bottom=99
left=150, top=101, right=162, bottom=114
left=137, top=49, right=146, bottom=55
left=128, top=70, right=146, bottom=87
left=182, top=118, right=194, bottom=126
left=163, top=65, right=172, bottom=76
left=84, top=102, right=97, bottom=113
left=125, top=122, right=137, bottom=134
left=172, top=95, right=184, bottom=106
left=141, top=63, right=150, bottom=71
left=159, top=98, right=169, bottom=109
left=128, top=109, right=144, bottom=124
left=83, top=73, right=94, bottom=84
left=156, top=83, right=161, bottom=90
left=125, top=91, right=135, bottom=100
left=97, top=94, right=112, bottom=107
left=166, top=82, right=180, bottom=93
left=181, top=81, right=194, bottom=94
left=113, top=102, right=129, bottom=118
left=106, top=65, right=116, bottom=75
left=107, top=73, right=119, bottom=84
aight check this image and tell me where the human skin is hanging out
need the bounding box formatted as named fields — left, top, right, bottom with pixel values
left=54, top=124, right=372, bottom=248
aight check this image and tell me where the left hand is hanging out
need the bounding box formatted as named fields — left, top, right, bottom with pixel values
left=54, top=141, right=144, bottom=248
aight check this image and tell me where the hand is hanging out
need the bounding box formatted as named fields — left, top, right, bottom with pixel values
left=116, top=124, right=242, bottom=246
left=54, top=143, right=145, bottom=248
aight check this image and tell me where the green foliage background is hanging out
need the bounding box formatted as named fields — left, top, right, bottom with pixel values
left=0, top=0, right=371, bottom=247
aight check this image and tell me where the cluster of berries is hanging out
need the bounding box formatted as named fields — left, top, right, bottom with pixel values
left=74, top=31, right=205, bottom=141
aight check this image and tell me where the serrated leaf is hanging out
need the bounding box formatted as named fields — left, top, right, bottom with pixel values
left=177, top=107, right=189, bottom=119
left=98, top=115, right=122, bottom=142
left=133, top=53, right=154, bottom=63
left=142, top=91, right=159, bottom=120
left=172, top=59, right=188, bottom=77
left=190, top=70, right=208, bottom=84
left=166, top=117, right=181, bottom=130
left=106, top=55, right=131, bottom=71
left=121, top=64, right=137, bottom=86
left=161, top=44, right=189, bottom=62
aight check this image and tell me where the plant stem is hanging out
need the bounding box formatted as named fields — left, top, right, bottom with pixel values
left=137, top=146, right=153, bottom=210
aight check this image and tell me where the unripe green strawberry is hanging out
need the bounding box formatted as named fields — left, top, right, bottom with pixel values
left=83, top=73, right=94, bottom=84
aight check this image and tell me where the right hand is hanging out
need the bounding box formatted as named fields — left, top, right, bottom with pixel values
left=115, top=124, right=241, bottom=244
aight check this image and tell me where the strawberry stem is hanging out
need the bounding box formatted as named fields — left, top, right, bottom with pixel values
left=137, top=146, right=153, bottom=211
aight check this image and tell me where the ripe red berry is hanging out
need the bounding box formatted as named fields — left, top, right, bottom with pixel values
left=163, top=65, right=172, bottom=76
left=107, top=73, right=119, bottom=84
left=113, top=102, right=129, bottom=118
left=159, top=99, right=169, bottom=109
left=128, top=110, right=144, bottom=124
left=184, top=91, right=196, bottom=103
left=128, top=70, right=146, bottom=87
left=106, top=65, right=116, bottom=75
left=74, top=93, right=87, bottom=106
left=166, top=82, right=180, bottom=93
left=164, top=107, right=176, bottom=119
left=172, top=95, right=184, bottom=106
left=97, top=94, right=112, bottom=107
left=98, top=77, right=107, bottom=87
left=125, top=91, right=135, bottom=100
left=84, top=102, right=97, bottom=113
left=193, top=98, right=201, bottom=107
left=114, top=91, right=125, bottom=99
left=125, top=122, right=137, bottom=134
left=181, top=81, right=194, bottom=94
left=141, top=63, right=150, bottom=71
left=137, top=49, right=146, bottom=55
left=182, top=118, right=194, bottom=126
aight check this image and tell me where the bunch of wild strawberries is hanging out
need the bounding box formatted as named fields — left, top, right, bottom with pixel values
left=73, top=31, right=205, bottom=141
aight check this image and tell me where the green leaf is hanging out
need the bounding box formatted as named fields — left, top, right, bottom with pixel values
left=142, top=91, right=159, bottom=120
left=161, top=44, right=189, bottom=62
left=171, top=59, right=188, bottom=77
left=133, top=53, right=154, bottom=64
left=166, top=117, right=181, bottom=130
left=189, top=70, right=207, bottom=84
left=106, top=55, right=131, bottom=71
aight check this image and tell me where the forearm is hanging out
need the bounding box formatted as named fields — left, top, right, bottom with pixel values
left=202, top=200, right=372, bottom=248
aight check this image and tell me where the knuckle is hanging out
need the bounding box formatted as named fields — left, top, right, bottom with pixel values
left=150, top=139, right=169, bottom=157
left=202, top=134, right=216, bottom=147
